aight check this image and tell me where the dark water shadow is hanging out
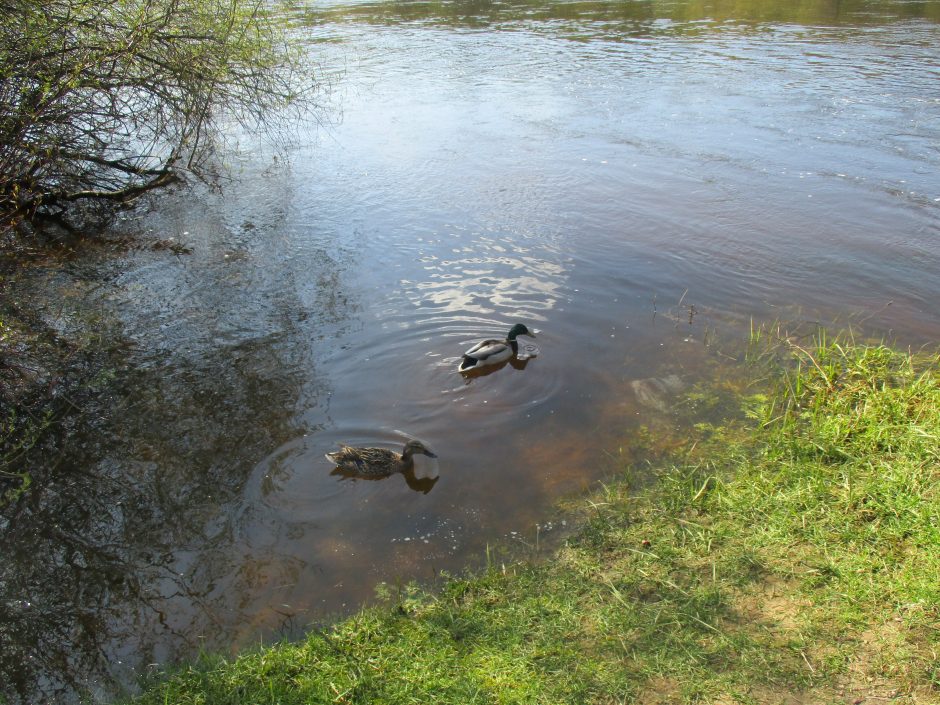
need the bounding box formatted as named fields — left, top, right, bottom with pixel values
left=0, top=338, right=316, bottom=703
left=0, top=215, right=350, bottom=703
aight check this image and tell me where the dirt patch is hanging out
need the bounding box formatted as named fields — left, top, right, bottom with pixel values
left=733, top=576, right=811, bottom=635
left=634, top=676, right=682, bottom=704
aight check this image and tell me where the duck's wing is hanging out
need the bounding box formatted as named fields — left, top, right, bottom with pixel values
left=463, top=339, right=508, bottom=360
left=325, top=445, right=351, bottom=463
left=357, top=447, right=398, bottom=464
left=326, top=445, right=396, bottom=470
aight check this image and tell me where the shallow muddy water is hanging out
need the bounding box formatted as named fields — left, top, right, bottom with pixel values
left=2, top=0, right=939, bottom=701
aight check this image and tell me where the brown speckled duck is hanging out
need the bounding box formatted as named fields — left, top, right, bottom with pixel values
left=325, top=440, right=437, bottom=477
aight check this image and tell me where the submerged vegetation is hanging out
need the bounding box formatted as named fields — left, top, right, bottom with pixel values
left=127, top=334, right=940, bottom=704
left=0, top=298, right=110, bottom=504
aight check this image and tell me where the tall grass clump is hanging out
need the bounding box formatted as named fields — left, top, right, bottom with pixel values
left=714, top=333, right=940, bottom=687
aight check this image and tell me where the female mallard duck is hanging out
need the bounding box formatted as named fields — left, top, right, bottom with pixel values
left=458, top=323, right=537, bottom=373
left=325, top=439, right=437, bottom=477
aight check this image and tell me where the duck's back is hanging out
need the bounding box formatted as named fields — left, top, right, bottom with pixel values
left=326, top=445, right=402, bottom=476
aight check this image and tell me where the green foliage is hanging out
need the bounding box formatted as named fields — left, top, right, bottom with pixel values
left=1, top=407, right=40, bottom=503
left=717, top=339, right=940, bottom=621
left=0, top=310, right=51, bottom=504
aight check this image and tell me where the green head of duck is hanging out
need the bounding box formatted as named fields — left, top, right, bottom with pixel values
left=506, top=323, right=537, bottom=341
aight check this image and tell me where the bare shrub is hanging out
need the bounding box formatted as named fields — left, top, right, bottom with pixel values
left=0, top=0, right=316, bottom=231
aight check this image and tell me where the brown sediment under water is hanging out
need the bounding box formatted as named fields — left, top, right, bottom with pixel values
left=2, top=0, right=940, bottom=701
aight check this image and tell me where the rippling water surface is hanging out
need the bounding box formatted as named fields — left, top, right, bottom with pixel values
left=3, top=1, right=939, bottom=701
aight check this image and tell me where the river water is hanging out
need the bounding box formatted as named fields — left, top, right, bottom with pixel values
left=2, top=0, right=939, bottom=701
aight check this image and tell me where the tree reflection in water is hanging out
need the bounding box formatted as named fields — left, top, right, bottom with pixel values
left=0, top=334, right=315, bottom=703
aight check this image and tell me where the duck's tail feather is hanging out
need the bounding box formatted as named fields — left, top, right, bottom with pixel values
left=459, top=355, right=477, bottom=372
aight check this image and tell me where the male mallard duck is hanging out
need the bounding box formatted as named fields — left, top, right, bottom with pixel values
left=458, top=323, right=537, bottom=373
left=325, top=439, right=437, bottom=477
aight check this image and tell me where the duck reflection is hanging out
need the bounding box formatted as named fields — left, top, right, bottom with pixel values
left=329, top=464, right=440, bottom=494
left=460, top=353, right=535, bottom=382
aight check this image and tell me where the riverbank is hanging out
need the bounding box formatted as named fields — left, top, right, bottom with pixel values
left=127, top=335, right=939, bottom=704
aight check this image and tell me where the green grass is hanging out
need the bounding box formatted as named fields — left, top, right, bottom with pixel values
left=129, top=336, right=940, bottom=704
